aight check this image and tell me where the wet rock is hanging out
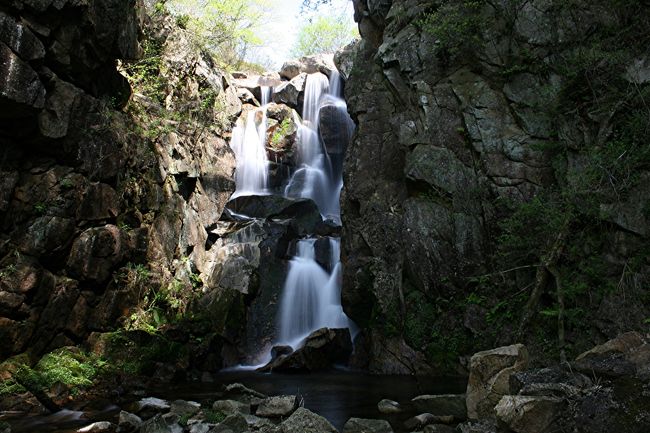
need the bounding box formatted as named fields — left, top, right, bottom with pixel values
left=117, top=410, right=142, bottom=433
left=573, top=331, right=650, bottom=380
left=0, top=12, right=45, bottom=60
left=77, top=422, right=116, bottom=432
left=212, top=399, right=250, bottom=415
left=377, top=399, right=401, bottom=414
left=170, top=400, right=201, bottom=417
left=280, top=407, right=338, bottom=433
left=411, top=394, right=466, bottom=420
left=271, top=345, right=293, bottom=361
left=139, top=415, right=171, bottom=433
left=260, top=328, right=352, bottom=372
left=132, top=397, right=171, bottom=420
left=494, top=395, right=564, bottom=433
left=343, top=418, right=393, bottom=433
left=255, top=395, right=298, bottom=418
left=318, top=103, right=353, bottom=155
left=466, top=344, right=529, bottom=419
left=273, top=73, right=306, bottom=108
left=66, top=225, right=126, bottom=283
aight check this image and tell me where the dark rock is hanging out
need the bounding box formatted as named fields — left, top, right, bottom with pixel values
left=272, top=73, right=306, bottom=109
left=494, top=395, right=565, bottom=433
left=76, top=422, right=116, bottom=433
left=255, top=395, right=298, bottom=418
left=424, top=425, right=456, bottom=433
left=38, top=74, right=85, bottom=138
left=117, top=410, right=142, bottom=433
left=222, top=383, right=267, bottom=404
left=0, top=41, right=45, bottom=115
left=211, top=413, right=249, bottom=433
left=260, top=328, right=352, bottom=373
left=343, top=418, right=393, bottom=433
left=280, top=407, right=338, bottom=433
left=226, top=195, right=322, bottom=234
left=377, top=399, right=401, bottom=414
left=131, top=397, right=170, bottom=420
left=510, top=367, right=592, bottom=396
left=573, top=332, right=650, bottom=380
left=404, top=413, right=439, bottom=430
left=138, top=415, right=171, bottom=433
left=411, top=394, right=467, bottom=420
left=66, top=225, right=126, bottom=283
left=212, top=399, right=250, bottom=415
left=0, top=12, right=45, bottom=60
left=318, top=103, right=353, bottom=155
left=271, top=345, right=293, bottom=360
left=169, top=400, right=201, bottom=417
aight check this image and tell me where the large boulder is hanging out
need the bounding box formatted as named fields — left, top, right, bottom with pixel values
left=0, top=42, right=45, bottom=115
left=225, top=195, right=322, bottom=234
left=280, top=54, right=337, bottom=80
left=573, top=332, right=650, bottom=380
left=411, top=394, right=467, bottom=420
left=466, top=344, right=529, bottom=419
left=273, top=73, right=307, bottom=109
left=343, top=418, right=393, bottom=433
left=260, top=328, right=352, bottom=373
left=280, top=407, right=338, bottom=433
left=494, top=395, right=564, bottom=433
left=255, top=395, right=298, bottom=418
left=510, top=367, right=592, bottom=397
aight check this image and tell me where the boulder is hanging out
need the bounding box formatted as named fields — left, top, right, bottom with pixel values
left=333, top=40, right=359, bottom=81
left=117, top=410, right=142, bottom=433
left=280, top=407, right=338, bottom=433
left=510, top=367, right=592, bottom=398
left=573, top=331, right=650, bottom=380
left=170, top=400, right=201, bottom=417
left=411, top=394, right=466, bottom=420
left=77, top=422, right=116, bottom=432
left=403, top=413, right=439, bottom=430
left=280, top=60, right=302, bottom=80
left=318, top=102, right=353, bottom=156
left=494, top=395, right=564, bottom=433
left=271, top=345, right=293, bottom=361
left=272, top=73, right=306, bottom=108
left=298, top=54, right=337, bottom=77
left=222, top=383, right=267, bottom=404
left=377, top=399, right=401, bottom=414
left=255, top=395, right=298, bottom=418
left=131, top=397, right=171, bottom=420
left=227, top=195, right=318, bottom=220
left=260, top=328, right=352, bottom=372
left=343, top=418, right=393, bottom=433
left=138, top=415, right=171, bottom=433
left=466, top=344, right=529, bottom=419
left=212, top=399, right=250, bottom=415
left=211, top=413, right=249, bottom=433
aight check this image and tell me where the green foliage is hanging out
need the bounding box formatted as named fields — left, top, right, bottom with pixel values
left=270, top=118, right=294, bottom=148
left=0, top=264, right=16, bottom=278
left=33, top=202, right=47, bottom=215
left=124, top=38, right=166, bottom=104
left=103, top=330, right=186, bottom=376
left=292, top=14, right=358, bottom=57
left=203, top=409, right=227, bottom=423
left=168, top=0, right=270, bottom=68
left=419, top=0, right=484, bottom=56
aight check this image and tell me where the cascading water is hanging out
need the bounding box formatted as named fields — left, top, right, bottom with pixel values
left=229, top=87, right=273, bottom=197
left=277, top=238, right=356, bottom=349
left=284, top=72, right=352, bottom=222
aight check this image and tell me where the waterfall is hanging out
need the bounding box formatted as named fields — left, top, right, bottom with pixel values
left=284, top=72, right=349, bottom=222
left=277, top=238, right=356, bottom=349
left=229, top=87, right=274, bottom=197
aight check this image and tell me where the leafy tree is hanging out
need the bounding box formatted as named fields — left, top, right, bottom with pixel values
left=291, top=14, right=358, bottom=57
left=168, top=0, right=272, bottom=68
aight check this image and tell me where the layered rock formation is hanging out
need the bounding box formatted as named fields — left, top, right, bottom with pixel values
left=340, top=0, right=650, bottom=372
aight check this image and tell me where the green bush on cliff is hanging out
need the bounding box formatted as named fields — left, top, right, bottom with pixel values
left=419, top=0, right=484, bottom=56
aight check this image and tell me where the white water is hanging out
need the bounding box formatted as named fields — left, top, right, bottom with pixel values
left=229, top=87, right=273, bottom=197
left=277, top=238, right=356, bottom=349
left=284, top=72, right=352, bottom=222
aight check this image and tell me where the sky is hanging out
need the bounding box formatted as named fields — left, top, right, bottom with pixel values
left=247, top=0, right=355, bottom=69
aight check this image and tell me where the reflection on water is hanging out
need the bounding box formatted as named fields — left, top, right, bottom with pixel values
left=2, top=372, right=466, bottom=433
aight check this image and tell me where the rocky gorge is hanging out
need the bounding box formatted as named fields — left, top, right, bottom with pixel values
left=0, top=0, right=649, bottom=432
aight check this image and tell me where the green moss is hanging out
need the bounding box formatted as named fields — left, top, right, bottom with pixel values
left=203, top=409, right=227, bottom=424
left=418, top=0, right=484, bottom=56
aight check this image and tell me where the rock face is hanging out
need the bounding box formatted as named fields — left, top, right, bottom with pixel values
left=573, top=331, right=650, bottom=380
left=0, top=1, right=239, bottom=364
left=342, top=0, right=650, bottom=373
left=466, top=344, right=529, bottom=419
left=280, top=407, right=338, bottom=433
left=494, top=396, right=564, bottom=433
